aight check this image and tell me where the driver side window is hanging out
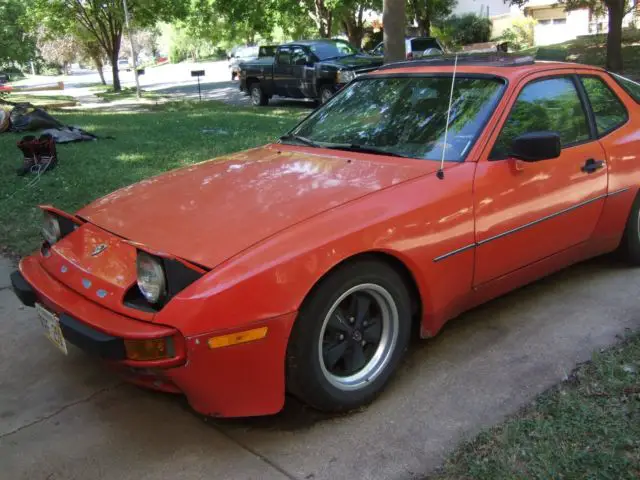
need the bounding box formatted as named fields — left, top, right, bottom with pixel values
left=490, top=77, right=591, bottom=160
left=291, top=47, right=308, bottom=66
left=277, top=47, right=291, bottom=65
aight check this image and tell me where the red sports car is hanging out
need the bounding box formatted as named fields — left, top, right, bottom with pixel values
left=11, top=57, right=640, bottom=417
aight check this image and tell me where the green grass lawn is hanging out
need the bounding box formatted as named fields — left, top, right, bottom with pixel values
left=434, top=331, right=640, bottom=480
left=0, top=101, right=306, bottom=255
left=528, top=29, right=640, bottom=78
left=93, top=86, right=165, bottom=102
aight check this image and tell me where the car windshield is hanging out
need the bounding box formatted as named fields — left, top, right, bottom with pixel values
left=309, top=41, right=359, bottom=60
left=287, top=76, right=505, bottom=162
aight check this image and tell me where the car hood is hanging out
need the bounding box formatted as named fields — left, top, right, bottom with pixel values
left=320, top=55, right=384, bottom=70
left=78, top=146, right=437, bottom=268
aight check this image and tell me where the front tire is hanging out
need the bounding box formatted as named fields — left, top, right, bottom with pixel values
left=250, top=82, right=268, bottom=106
left=286, top=259, right=412, bottom=412
left=621, top=192, right=640, bottom=265
left=319, top=85, right=334, bottom=105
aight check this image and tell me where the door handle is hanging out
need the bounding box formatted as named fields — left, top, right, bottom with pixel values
left=581, top=158, right=605, bottom=174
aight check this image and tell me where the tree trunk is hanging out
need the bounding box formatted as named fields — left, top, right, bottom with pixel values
left=417, top=17, right=430, bottom=36
left=110, top=51, right=121, bottom=92
left=110, top=33, right=122, bottom=92
left=383, top=0, right=406, bottom=63
left=605, top=0, right=624, bottom=72
left=93, top=55, right=106, bottom=85
left=342, top=18, right=364, bottom=47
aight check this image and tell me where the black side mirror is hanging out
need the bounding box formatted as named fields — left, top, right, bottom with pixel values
left=510, top=131, right=561, bottom=162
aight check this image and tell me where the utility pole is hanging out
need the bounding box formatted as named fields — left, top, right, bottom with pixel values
left=122, top=0, right=141, bottom=99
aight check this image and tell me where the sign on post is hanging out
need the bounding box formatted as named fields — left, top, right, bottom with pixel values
left=191, top=70, right=205, bottom=101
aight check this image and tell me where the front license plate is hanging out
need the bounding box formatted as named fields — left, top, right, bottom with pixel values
left=35, top=303, right=68, bottom=355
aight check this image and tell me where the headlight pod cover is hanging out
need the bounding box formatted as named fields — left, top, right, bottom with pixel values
left=128, top=251, right=205, bottom=312
left=337, top=70, right=356, bottom=84
left=42, top=211, right=62, bottom=245
left=39, top=208, right=82, bottom=246
left=136, top=252, right=167, bottom=304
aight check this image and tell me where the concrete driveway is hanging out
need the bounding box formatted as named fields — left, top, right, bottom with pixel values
left=1, top=254, right=639, bottom=480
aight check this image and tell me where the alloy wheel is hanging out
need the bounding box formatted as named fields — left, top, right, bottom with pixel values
left=318, top=283, right=399, bottom=391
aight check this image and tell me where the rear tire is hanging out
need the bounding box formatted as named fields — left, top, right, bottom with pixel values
left=286, top=259, right=412, bottom=413
left=621, top=192, right=640, bottom=265
left=250, top=82, right=268, bottom=106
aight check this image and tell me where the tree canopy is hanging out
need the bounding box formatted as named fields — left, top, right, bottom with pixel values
left=30, top=0, right=189, bottom=90
left=0, top=0, right=37, bottom=65
left=407, top=0, right=457, bottom=37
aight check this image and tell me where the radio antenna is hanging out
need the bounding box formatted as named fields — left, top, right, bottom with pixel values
left=437, top=54, right=458, bottom=180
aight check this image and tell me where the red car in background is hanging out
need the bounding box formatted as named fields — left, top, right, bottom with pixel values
left=11, top=56, right=640, bottom=417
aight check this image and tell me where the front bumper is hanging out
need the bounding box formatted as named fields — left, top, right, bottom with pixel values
left=12, top=255, right=296, bottom=417
left=12, top=270, right=128, bottom=360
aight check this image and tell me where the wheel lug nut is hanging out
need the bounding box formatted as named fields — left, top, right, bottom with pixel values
left=361, top=340, right=366, bottom=346
left=349, top=316, right=355, bottom=323
left=363, top=320, right=368, bottom=327
left=339, top=334, right=344, bottom=340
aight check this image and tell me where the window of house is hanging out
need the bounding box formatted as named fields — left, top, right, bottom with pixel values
left=581, top=76, right=628, bottom=135
left=553, top=18, right=567, bottom=24
left=490, top=77, right=591, bottom=159
left=538, top=19, right=551, bottom=25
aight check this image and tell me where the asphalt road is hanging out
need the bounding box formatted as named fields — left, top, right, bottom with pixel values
left=2, top=252, right=639, bottom=479
left=16, top=61, right=316, bottom=108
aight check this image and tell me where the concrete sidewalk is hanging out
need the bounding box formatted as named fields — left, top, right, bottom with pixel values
left=1, top=254, right=639, bottom=480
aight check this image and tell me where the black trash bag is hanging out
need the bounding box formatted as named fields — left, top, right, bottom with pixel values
left=9, top=103, right=64, bottom=132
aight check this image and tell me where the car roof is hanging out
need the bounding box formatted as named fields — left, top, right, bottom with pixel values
left=371, top=56, right=606, bottom=82
left=282, top=39, right=345, bottom=47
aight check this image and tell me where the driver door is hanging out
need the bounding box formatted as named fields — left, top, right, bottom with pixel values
left=473, top=72, right=608, bottom=286
left=273, top=47, right=293, bottom=97
left=289, top=47, right=310, bottom=98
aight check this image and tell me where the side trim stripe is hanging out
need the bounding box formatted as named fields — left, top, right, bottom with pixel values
left=433, top=187, right=630, bottom=263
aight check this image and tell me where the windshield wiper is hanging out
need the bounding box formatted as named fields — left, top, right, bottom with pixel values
left=279, top=134, right=321, bottom=148
left=325, top=143, right=410, bottom=158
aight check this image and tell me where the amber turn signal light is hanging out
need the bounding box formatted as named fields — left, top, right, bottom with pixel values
left=124, top=337, right=173, bottom=361
left=207, top=327, right=268, bottom=349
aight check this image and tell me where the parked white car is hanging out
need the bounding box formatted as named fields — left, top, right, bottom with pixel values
left=117, top=59, right=131, bottom=71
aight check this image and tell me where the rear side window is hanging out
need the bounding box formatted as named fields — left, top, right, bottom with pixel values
left=410, top=38, right=441, bottom=51
left=581, top=76, right=628, bottom=135
left=490, top=77, right=590, bottom=159
left=610, top=72, right=640, bottom=103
